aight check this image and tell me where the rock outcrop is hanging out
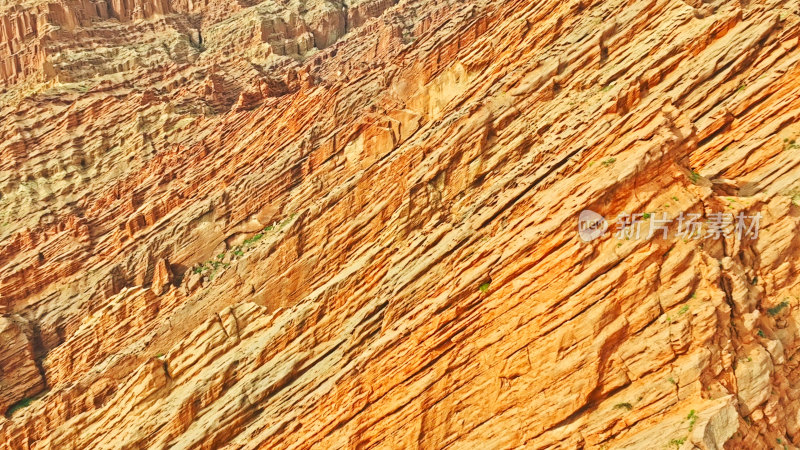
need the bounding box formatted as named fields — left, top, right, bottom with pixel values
left=1, top=0, right=800, bottom=448
left=0, top=316, right=44, bottom=416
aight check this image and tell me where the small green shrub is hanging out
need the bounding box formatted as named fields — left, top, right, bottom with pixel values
left=687, top=409, right=698, bottom=431
left=602, top=157, right=617, bottom=167
left=188, top=212, right=296, bottom=282
left=768, top=301, right=789, bottom=316
left=613, top=402, right=633, bottom=411
left=790, top=189, right=800, bottom=206
left=668, top=437, right=687, bottom=448
left=243, top=233, right=264, bottom=246
left=479, top=282, right=491, bottom=293
left=6, top=391, right=47, bottom=417
left=6, top=397, right=33, bottom=417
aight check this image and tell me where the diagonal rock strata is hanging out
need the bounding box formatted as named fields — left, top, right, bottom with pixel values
left=1, top=0, right=800, bottom=448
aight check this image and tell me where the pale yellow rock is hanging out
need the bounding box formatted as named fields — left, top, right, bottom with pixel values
left=1, top=0, right=800, bottom=448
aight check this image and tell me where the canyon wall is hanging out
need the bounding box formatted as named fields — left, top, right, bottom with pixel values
left=1, top=0, right=800, bottom=448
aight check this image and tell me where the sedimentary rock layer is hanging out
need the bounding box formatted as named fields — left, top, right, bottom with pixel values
left=1, top=0, right=800, bottom=448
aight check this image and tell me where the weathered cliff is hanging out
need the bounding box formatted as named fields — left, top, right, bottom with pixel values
left=1, top=0, right=800, bottom=448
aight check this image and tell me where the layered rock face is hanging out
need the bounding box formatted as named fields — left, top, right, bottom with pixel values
left=1, top=0, right=800, bottom=448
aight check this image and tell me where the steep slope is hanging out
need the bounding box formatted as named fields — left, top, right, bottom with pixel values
left=2, top=0, right=800, bottom=448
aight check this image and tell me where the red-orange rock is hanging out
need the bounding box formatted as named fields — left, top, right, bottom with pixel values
left=0, top=316, right=44, bottom=415
left=1, top=0, right=800, bottom=448
left=152, top=259, right=173, bottom=296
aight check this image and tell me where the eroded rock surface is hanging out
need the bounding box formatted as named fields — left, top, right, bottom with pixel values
left=2, top=0, right=800, bottom=448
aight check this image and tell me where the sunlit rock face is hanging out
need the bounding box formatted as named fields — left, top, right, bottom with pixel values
left=1, top=0, right=800, bottom=447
